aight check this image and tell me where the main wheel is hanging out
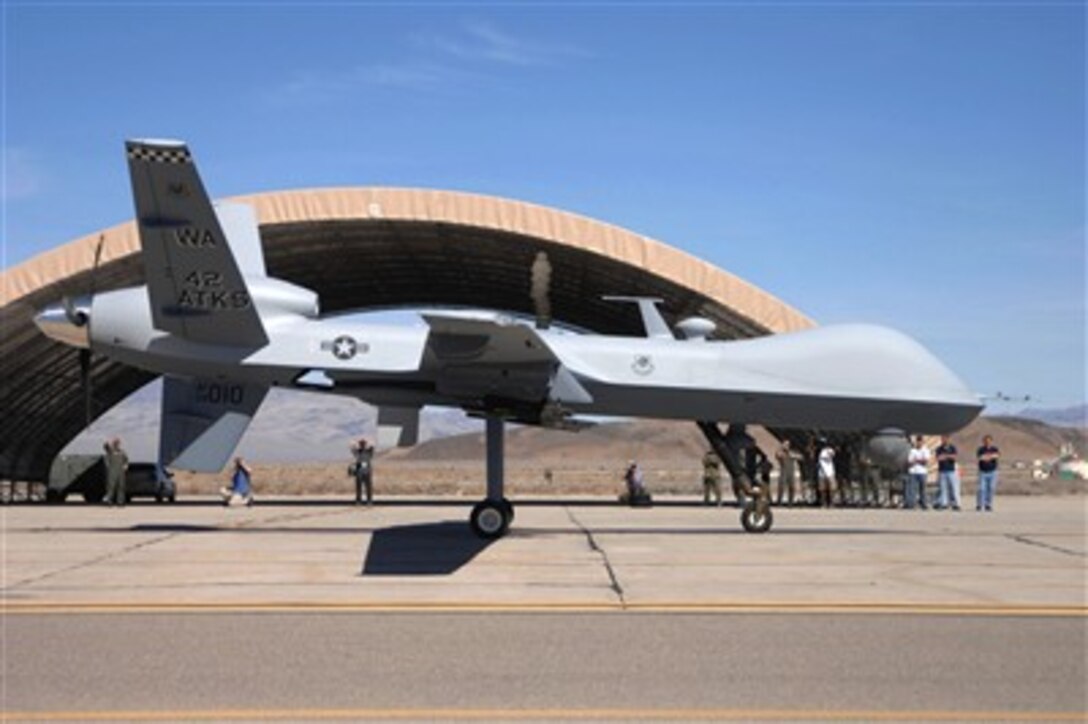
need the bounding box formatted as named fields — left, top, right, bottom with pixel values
left=470, top=499, right=510, bottom=539
left=741, top=504, right=773, bottom=533
left=499, top=497, right=515, bottom=522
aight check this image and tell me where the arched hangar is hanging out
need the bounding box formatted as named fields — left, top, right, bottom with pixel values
left=0, top=188, right=814, bottom=483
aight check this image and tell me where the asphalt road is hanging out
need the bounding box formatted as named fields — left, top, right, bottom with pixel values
left=3, top=611, right=1085, bottom=720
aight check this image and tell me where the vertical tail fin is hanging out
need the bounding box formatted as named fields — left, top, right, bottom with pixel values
left=159, top=376, right=268, bottom=472
left=126, top=139, right=268, bottom=346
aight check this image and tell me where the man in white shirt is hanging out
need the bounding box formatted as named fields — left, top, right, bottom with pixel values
left=817, top=443, right=835, bottom=508
left=906, top=436, right=931, bottom=510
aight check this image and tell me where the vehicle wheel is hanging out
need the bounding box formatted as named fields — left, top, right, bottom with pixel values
left=741, top=504, right=773, bottom=534
left=499, top=497, right=515, bottom=522
left=83, top=492, right=104, bottom=504
left=470, top=499, right=510, bottom=540
left=45, top=489, right=67, bottom=504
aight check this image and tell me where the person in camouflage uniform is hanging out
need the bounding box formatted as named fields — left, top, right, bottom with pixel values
left=702, top=449, right=722, bottom=507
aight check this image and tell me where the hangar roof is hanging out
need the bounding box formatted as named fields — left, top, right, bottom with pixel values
left=1, top=187, right=814, bottom=482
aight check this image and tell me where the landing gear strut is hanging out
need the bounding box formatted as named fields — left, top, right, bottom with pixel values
left=697, top=421, right=774, bottom=533
left=469, top=415, right=515, bottom=539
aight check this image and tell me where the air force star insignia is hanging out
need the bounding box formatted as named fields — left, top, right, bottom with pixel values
left=632, top=354, right=654, bottom=375
left=332, top=335, right=357, bottom=360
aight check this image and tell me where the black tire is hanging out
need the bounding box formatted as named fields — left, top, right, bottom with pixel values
left=741, top=504, right=773, bottom=534
left=470, top=499, right=510, bottom=540
left=46, top=489, right=67, bottom=504
left=83, top=491, right=104, bottom=504
left=499, top=497, right=515, bottom=522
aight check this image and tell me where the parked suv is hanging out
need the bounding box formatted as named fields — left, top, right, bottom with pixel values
left=47, top=454, right=176, bottom=503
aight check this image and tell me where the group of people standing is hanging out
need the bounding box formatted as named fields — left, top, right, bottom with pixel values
left=699, top=434, right=1001, bottom=511
left=904, top=434, right=1001, bottom=511
left=98, top=430, right=1001, bottom=512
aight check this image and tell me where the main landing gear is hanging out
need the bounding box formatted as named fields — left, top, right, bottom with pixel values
left=469, top=415, right=516, bottom=540
left=470, top=496, right=514, bottom=539
left=697, top=421, right=774, bottom=534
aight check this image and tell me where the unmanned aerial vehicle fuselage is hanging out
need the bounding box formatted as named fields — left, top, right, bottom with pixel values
left=36, top=140, right=983, bottom=536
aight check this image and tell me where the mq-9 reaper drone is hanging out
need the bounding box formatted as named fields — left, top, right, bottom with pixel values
left=36, top=140, right=983, bottom=537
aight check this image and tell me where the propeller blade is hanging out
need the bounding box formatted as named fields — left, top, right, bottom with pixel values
left=79, top=348, right=93, bottom=426
left=90, top=234, right=105, bottom=296
left=57, top=236, right=103, bottom=330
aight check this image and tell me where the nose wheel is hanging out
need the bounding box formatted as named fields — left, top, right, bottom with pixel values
left=470, top=498, right=514, bottom=539
left=697, top=421, right=776, bottom=534
left=740, top=501, right=773, bottom=533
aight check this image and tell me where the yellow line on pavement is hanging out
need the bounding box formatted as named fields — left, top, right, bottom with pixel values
left=3, top=707, right=1085, bottom=721
left=2, top=601, right=1085, bottom=617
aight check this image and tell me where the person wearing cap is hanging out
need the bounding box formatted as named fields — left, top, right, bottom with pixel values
left=350, top=437, right=375, bottom=506
left=103, top=437, right=129, bottom=507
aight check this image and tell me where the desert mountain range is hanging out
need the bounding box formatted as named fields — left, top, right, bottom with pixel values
left=67, top=379, right=1085, bottom=467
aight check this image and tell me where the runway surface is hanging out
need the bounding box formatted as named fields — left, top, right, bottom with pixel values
left=4, top=610, right=1085, bottom=720
left=2, top=496, right=1085, bottom=720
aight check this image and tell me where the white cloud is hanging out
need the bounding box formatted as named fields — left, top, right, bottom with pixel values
left=2, top=147, right=46, bottom=200
left=263, top=21, right=586, bottom=107
left=264, top=61, right=479, bottom=106
left=415, top=21, right=589, bottom=67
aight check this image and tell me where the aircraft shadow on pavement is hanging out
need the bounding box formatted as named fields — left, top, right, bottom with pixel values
left=362, top=520, right=494, bottom=576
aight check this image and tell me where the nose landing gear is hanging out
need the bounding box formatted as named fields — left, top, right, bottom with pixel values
left=697, top=421, right=774, bottom=534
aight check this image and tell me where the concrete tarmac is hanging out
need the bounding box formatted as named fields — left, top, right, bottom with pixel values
left=2, top=496, right=1085, bottom=720
left=3, top=612, right=1085, bottom=720
left=2, top=496, right=1084, bottom=608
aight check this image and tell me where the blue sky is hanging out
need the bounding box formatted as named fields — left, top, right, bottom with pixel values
left=3, top=2, right=1085, bottom=410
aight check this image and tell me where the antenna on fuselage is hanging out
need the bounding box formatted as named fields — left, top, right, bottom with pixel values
left=601, top=296, right=673, bottom=339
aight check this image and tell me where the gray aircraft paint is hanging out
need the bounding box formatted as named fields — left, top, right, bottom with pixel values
left=36, top=140, right=983, bottom=473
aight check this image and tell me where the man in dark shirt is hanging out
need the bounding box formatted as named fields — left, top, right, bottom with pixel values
left=976, top=435, right=1000, bottom=512
left=934, top=436, right=961, bottom=511
left=836, top=444, right=854, bottom=506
